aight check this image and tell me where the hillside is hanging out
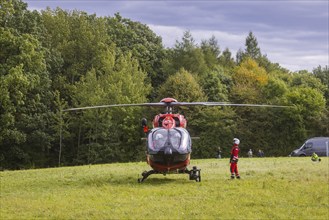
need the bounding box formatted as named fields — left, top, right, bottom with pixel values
left=1, top=157, right=328, bottom=219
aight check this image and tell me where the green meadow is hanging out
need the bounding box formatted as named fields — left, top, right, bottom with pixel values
left=1, top=157, right=328, bottom=219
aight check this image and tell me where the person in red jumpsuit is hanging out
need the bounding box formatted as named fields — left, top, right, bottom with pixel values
left=230, top=138, right=240, bottom=179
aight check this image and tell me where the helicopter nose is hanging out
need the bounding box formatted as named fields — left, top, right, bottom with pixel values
left=164, top=147, right=172, bottom=155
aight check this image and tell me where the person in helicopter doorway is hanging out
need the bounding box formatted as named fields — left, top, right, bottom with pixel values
left=230, top=138, right=240, bottom=179
left=311, top=152, right=321, bottom=162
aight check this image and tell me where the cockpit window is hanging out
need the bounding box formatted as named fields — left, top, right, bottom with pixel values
left=169, top=129, right=182, bottom=149
left=147, top=128, right=191, bottom=154
left=151, top=129, right=167, bottom=150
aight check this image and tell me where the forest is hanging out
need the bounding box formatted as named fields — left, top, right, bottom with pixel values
left=1, top=0, right=328, bottom=169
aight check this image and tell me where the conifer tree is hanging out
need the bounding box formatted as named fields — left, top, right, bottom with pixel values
left=245, top=31, right=261, bottom=59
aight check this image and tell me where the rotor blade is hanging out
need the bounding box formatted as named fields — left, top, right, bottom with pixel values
left=63, top=101, right=289, bottom=112
left=62, top=103, right=166, bottom=112
left=170, top=102, right=289, bottom=108
left=206, top=103, right=289, bottom=108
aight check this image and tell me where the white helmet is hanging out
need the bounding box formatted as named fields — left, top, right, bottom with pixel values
left=233, top=138, right=240, bottom=145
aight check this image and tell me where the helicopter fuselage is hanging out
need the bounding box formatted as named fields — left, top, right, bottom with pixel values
left=145, top=126, right=191, bottom=172
left=141, top=98, right=192, bottom=173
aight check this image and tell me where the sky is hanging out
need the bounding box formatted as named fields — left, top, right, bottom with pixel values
left=24, top=0, right=328, bottom=72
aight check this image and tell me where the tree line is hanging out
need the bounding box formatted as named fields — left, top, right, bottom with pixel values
left=1, top=0, right=328, bottom=169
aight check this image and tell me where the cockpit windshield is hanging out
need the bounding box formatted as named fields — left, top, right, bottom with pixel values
left=147, top=128, right=191, bottom=154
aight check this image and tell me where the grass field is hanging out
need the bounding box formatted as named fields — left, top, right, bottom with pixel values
left=1, top=157, right=328, bottom=219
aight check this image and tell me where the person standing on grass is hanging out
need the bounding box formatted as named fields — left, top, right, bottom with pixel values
left=217, top=147, right=222, bottom=159
left=230, top=138, right=240, bottom=179
left=248, top=149, right=253, bottom=158
left=258, top=149, right=264, bottom=157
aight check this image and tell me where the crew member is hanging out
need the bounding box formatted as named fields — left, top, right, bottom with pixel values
left=248, top=149, right=253, bottom=158
left=230, top=138, right=240, bottom=179
left=141, top=118, right=149, bottom=133
left=311, top=152, right=321, bottom=162
left=217, top=147, right=222, bottom=159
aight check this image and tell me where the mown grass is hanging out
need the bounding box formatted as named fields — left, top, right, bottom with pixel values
left=1, top=157, right=328, bottom=219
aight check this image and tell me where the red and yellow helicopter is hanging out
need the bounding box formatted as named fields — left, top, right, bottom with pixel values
left=64, top=97, right=287, bottom=182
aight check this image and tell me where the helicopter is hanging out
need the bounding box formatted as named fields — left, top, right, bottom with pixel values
left=63, top=97, right=287, bottom=183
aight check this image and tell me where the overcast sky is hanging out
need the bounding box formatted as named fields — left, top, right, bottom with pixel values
left=25, top=0, right=328, bottom=72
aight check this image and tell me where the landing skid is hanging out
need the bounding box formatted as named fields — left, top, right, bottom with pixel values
left=138, top=166, right=201, bottom=183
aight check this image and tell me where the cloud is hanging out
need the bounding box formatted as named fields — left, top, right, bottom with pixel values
left=148, top=24, right=245, bottom=52
left=24, top=0, right=328, bottom=72
left=148, top=24, right=328, bottom=72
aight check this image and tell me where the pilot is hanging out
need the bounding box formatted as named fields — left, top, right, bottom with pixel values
left=230, top=138, right=240, bottom=179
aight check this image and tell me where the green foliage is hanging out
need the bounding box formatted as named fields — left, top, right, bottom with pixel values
left=236, top=32, right=262, bottom=64
left=164, top=31, right=208, bottom=76
left=0, top=23, right=55, bottom=168
left=199, top=67, right=231, bottom=102
left=191, top=107, right=237, bottom=158
left=67, top=51, right=150, bottom=165
left=231, top=58, right=269, bottom=103
left=291, top=71, right=327, bottom=94
left=312, top=66, right=329, bottom=135
left=105, top=13, right=165, bottom=92
left=41, top=8, right=109, bottom=84
left=201, top=35, right=221, bottom=69
left=157, top=68, right=206, bottom=102
left=0, top=0, right=15, bottom=27
left=263, top=76, right=289, bottom=101
left=245, top=31, right=261, bottom=59
left=313, top=66, right=329, bottom=103
left=286, top=87, right=326, bottom=136
left=286, top=87, right=325, bottom=118
left=218, top=48, right=236, bottom=69
left=1, top=0, right=328, bottom=169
